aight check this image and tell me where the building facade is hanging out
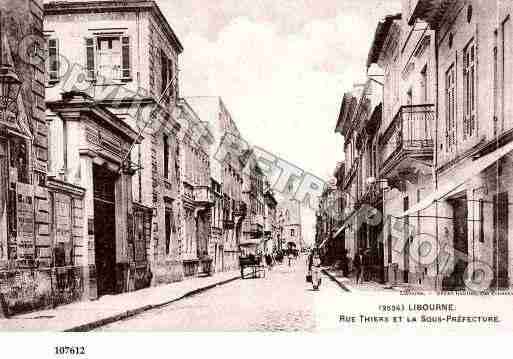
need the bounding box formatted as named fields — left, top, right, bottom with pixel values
left=406, top=0, right=513, bottom=291
left=177, top=98, right=214, bottom=277
left=366, top=9, right=437, bottom=287
left=335, top=79, right=384, bottom=282
left=44, top=1, right=186, bottom=288
left=240, top=153, right=265, bottom=255
left=186, top=96, right=246, bottom=271
left=0, top=0, right=52, bottom=316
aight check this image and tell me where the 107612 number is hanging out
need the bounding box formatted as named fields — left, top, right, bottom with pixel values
left=55, top=346, right=86, bottom=356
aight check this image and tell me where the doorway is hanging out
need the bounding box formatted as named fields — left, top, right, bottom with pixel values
left=493, top=192, right=509, bottom=289
left=93, top=165, right=117, bottom=296
left=451, top=196, right=468, bottom=289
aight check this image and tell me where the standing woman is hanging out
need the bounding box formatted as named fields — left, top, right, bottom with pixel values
left=311, top=249, right=322, bottom=290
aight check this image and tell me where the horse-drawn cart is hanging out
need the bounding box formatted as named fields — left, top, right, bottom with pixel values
left=239, top=255, right=266, bottom=279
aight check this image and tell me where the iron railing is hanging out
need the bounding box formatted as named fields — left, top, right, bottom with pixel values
left=381, top=104, right=434, bottom=168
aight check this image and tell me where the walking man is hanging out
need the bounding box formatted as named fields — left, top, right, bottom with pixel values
left=354, top=250, right=364, bottom=284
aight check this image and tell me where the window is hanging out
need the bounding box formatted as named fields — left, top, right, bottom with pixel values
left=420, top=65, right=428, bottom=103
left=463, top=40, right=477, bottom=138
left=290, top=229, right=295, bottom=237
left=85, top=35, right=131, bottom=82
left=47, top=38, right=59, bottom=83
left=445, top=64, right=456, bottom=151
left=163, top=134, right=169, bottom=179
left=165, top=209, right=171, bottom=256
left=160, top=49, right=174, bottom=100
left=479, top=199, right=484, bottom=243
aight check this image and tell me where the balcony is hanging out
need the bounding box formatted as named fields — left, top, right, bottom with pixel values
left=193, top=186, right=214, bottom=206
left=380, top=104, right=434, bottom=179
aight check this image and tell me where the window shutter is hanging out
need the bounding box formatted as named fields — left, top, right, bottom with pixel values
left=48, top=38, right=59, bottom=82
left=85, top=37, right=96, bottom=81
left=168, top=58, right=174, bottom=98
left=121, top=36, right=131, bottom=81
left=161, top=49, right=168, bottom=95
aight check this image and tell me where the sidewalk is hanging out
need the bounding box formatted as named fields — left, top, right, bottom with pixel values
left=0, top=270, right=240, bottom=332
left=322, top=268, right=428, bottom=294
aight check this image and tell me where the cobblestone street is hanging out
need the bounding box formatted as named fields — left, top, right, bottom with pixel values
left=96, top=258, right=344, bottom=332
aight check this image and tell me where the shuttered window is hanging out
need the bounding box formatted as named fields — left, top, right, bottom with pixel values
left=85, top=36, right=131, bottom=82
left=161, top=49, right=168, bottom=95
left=445, top=64, right=456, bottom=152
left=121, top=36, right=131, bottom=81
left=47, top=38, right=59, bottom=83
left=463, top=39, right=477, bottom=138
left=85, top=37, right=96, bottom=81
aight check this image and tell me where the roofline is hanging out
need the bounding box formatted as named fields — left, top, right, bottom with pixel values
left=44, top=1, right=184, bottom=54
left=366, top=13, right=401, bottom=69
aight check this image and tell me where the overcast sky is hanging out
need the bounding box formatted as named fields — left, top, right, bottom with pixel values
left=158, top=0, right=401, bottom=181
left=159, top=0, right=401, bottom=243
left=44, top=0, right=402, bottom=243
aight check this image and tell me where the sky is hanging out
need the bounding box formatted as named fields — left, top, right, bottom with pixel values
left=43, top=0, right=402, bottom=244
left=158, top=0, right=401, bottom=180
left=157, top=0, right=401, bottom=243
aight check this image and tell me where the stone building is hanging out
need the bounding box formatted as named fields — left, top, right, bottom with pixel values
left=0, top=0, right=51, bottom=316
left=405, top=0, right=513, bottom=291
left=335, top=79, right=383, bottom=281
left=240, top=152, right=265, bottom=255
left=366, top=9, right=436, bottom=286
left=44, top=0, right=185, bottom=288
left=176, top=98, right=214, bottom=277
left=278, top=182, right=303, bottom=252
left=263, top=182, right=279, bottom=255
left=186, top=96, right=246, bottom=271
left=316, top=173, right=345, bottom=267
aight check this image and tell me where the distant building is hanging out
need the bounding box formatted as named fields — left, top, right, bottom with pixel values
left=278, top=182, right=303, bottom=252
left=185, top=97, right=246, bottom=271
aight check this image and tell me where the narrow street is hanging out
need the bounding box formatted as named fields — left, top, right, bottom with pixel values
left=96, top=258, right=344, bottom=332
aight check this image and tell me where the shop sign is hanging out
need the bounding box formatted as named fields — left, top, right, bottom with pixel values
left=54, top=193, right=72, bottom=244
left=16, top=183, right=34, bottom=259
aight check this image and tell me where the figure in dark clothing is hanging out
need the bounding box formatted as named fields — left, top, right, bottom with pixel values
left=354, top=250, right=365, bottom=284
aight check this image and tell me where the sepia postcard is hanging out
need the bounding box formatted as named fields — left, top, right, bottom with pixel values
left=0, top=0, right=513, bottom=357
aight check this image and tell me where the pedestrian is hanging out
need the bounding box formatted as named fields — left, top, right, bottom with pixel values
left=265, top=253, right=273, bottom=270
left=288, top=251, right=294, bottom=267
left=354, top=250, right=364, bottom=284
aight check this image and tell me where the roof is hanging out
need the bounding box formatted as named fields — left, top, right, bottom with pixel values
left=44, top=0, right=183, bottom=54
left=366, top=13, right=401, bottom=68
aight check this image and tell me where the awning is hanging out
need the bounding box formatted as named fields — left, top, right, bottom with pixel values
left=399, top=140, right=513, bottom=218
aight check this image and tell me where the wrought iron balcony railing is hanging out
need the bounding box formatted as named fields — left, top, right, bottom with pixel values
left=380, top=104, right=434, bottom=172
left=193, top=185, right=214, bottom=206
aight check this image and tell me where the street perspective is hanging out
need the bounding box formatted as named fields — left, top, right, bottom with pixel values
left=3, top=0, right=513, bottom=344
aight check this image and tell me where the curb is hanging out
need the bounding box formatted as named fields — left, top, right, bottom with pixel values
left=322, top=269, right=351, bottom=292
left=64, top=275, right=241, bottom=332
